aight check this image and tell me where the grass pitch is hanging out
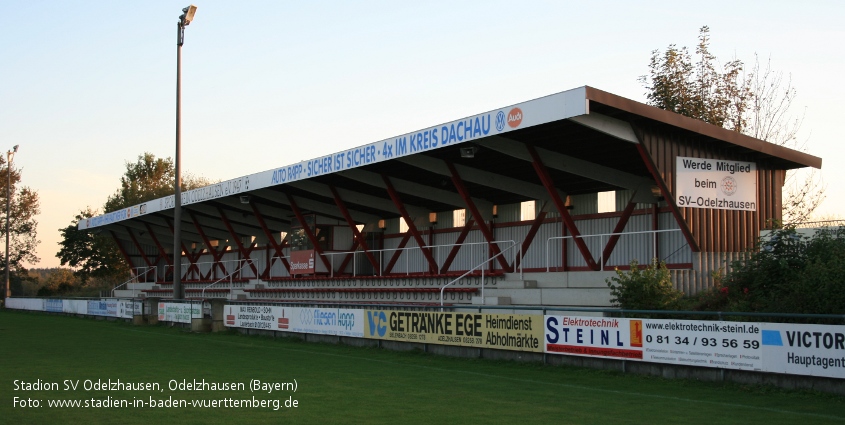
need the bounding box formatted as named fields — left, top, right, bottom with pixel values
left=1, top=309, right=842, bottom=425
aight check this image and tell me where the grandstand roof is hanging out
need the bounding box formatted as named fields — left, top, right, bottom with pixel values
left=79, top=86, right=822, bottom=249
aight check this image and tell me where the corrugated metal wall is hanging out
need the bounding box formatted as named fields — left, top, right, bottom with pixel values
left=635, top=121, right=784, bottom=253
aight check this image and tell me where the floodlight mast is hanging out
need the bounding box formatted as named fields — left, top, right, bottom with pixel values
left=173, top=5, right=197, bottom=300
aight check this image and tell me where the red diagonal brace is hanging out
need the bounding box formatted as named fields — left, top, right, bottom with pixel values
left=444, top=162, right=510, bottom=271
left=285, top=194, right=333, bottom=272
left=380, top=175, right=438, bottom=274
left=337, top=239, right=361, bottom=276
left=188, top=211, right=228, bottom=279
left=163, top=217, right=201, bottom=280
left=109, top=230, right=135, bottom=271
left=439, top=218, right=475, bottom=274
left=383, top=234, right=411, bottom=274
left=514, top=211, right=548, bottom=271
left=218, top=208, right=259, bottom=277
left=144, top=223, right=172, bottom=267
left=329, top=185, right=380, bottom=273
left=124, top=227, right=153, bottom=268
left=635, top=144, right=699, bottom=252
left=601, top=200, right=636, bottom=269
left=249, top=202, right=291, bottom=277
left=525, top=145, right=598, bottom=270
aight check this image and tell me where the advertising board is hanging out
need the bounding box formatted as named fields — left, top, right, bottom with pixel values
left=45, top=298, right=63, bottom=313
left=87, top=299, right=118, bottom=317
left=158, top=302, right=201, bottom=323
left=364, top=310, right=543, bottom=353
left=759, top=322, right=845, bottom=379
left=223, top=305, right=363, bottom=338
left=544, top=316, right=845, bottom=379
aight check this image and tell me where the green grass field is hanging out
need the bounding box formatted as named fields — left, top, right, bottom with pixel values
left=1, top=309, right=843, bottom=425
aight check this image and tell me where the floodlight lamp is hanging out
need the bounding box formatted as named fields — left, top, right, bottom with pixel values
left=460, top=146, right=477, bottom=159
left=180, top=5, right=197, bottom=26
left=239, top=195, right=251, bottom=204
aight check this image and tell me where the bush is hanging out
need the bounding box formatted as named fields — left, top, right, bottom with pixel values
left=606, top=259, right=683, bottom=311
left=720, top=226, right=845, bottom=315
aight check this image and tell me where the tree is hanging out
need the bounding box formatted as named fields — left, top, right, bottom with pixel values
left=1, top=154, right=40, bottom=295
left=57, top=207, right=129, bottom=285
left=640, top=26, right=824, bottom=224
left=57, top=152, right=215, bottom=283
left=36, top=268, right=81, bottom=297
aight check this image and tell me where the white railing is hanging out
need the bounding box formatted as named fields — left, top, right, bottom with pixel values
left=439, top=241, right=520, bottom=307
left=545, top=229, right=683, bottom=271
left=111, top=266, right=157, bottom=297
left=265, top=241, right=512, bottom=279
left=200, top=259, right=260, bottom=300
left=165, top=257, right=263, bottom=282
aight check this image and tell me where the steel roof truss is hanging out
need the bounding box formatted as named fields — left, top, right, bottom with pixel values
left=445, top=162, right=510, bottom=271
left=218, top=208, right=259, bottom=277
left=328, top=185, right=380, bottom=273
left=285, top=194, right=333, bottom=273
left=526, top=145, right=598, bottom=270
left=189, top=211, right=229, bottom=279
left=395, top=155, right=565, bottom=204
left=250, top=201, right=291, bottom=277
left=381, top=175, right=438, bottom=274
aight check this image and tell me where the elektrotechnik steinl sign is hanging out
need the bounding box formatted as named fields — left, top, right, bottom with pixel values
left=675, top=157, right=757, bottom=211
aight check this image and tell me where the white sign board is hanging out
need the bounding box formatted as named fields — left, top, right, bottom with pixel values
left=158, top=302, right=202, bottom=323
left=760, top=322, right=845, bottom=379
left=544, top=315, right=643, bottom=360
left=224, top=305, right=364, bottom=338
left=675, top=157, right=757, bottom=211
left=638, top=319, right=763, bottom=371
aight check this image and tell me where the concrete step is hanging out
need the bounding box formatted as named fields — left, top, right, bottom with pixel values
left=114, top=289, right=145, bottom=298
left=471, top=296, right=511, bottom=305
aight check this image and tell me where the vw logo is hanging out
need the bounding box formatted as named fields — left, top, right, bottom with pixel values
left=495, top=111, right=506, bottom=132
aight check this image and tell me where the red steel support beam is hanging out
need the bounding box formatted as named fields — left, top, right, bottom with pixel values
left=383, top=233, right=411, bottom=275
left=525, top=145, right=597, bottom=270
left=337, top=239, right=361, bottom=276
left=439, top=218, right=475, bottom=274
left=109, top=231, right=135, bottom=272
left=601, top=200, right=637, bottom=269
left=329, top=185, right=380, bottom=273
left=381, top=174, right=438, bottom=274
left=143, top=223, right=171, bottom=282
left=124, top=227, right=154, bottom=268
left=163, top=218, right=201, bottom=280
left=514, top=211, right=548, bottom=271
left=249, top=202, right=291, bottom=277
left=188, top=211, right=228, bottom=279
left=635, top=144, right=699, bottom=252
left=144, top=223, right=172, bottom=267
left=285, top=194, right=333, bottom=272
left=217, top=208, right=259, bottom=277
left=444, top=162, right=511, bottom=271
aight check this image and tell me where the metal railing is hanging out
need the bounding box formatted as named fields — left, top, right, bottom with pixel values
left=546, top=229, right=682, bottom=271
left=200, top=259, right=260, bottom=300
left=266, top=241, right=510, bottom=279
left=111, top=266, right=157, bottom=297
left=165, top=257, right=263, bottom=282
left=439, top=241, right=520, bottom=307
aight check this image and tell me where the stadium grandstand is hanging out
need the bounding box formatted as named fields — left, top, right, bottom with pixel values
left=79, top=86, right=822, bottom=308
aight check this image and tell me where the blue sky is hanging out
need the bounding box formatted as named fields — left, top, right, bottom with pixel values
left=1, top=1, right=843, bottom=268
